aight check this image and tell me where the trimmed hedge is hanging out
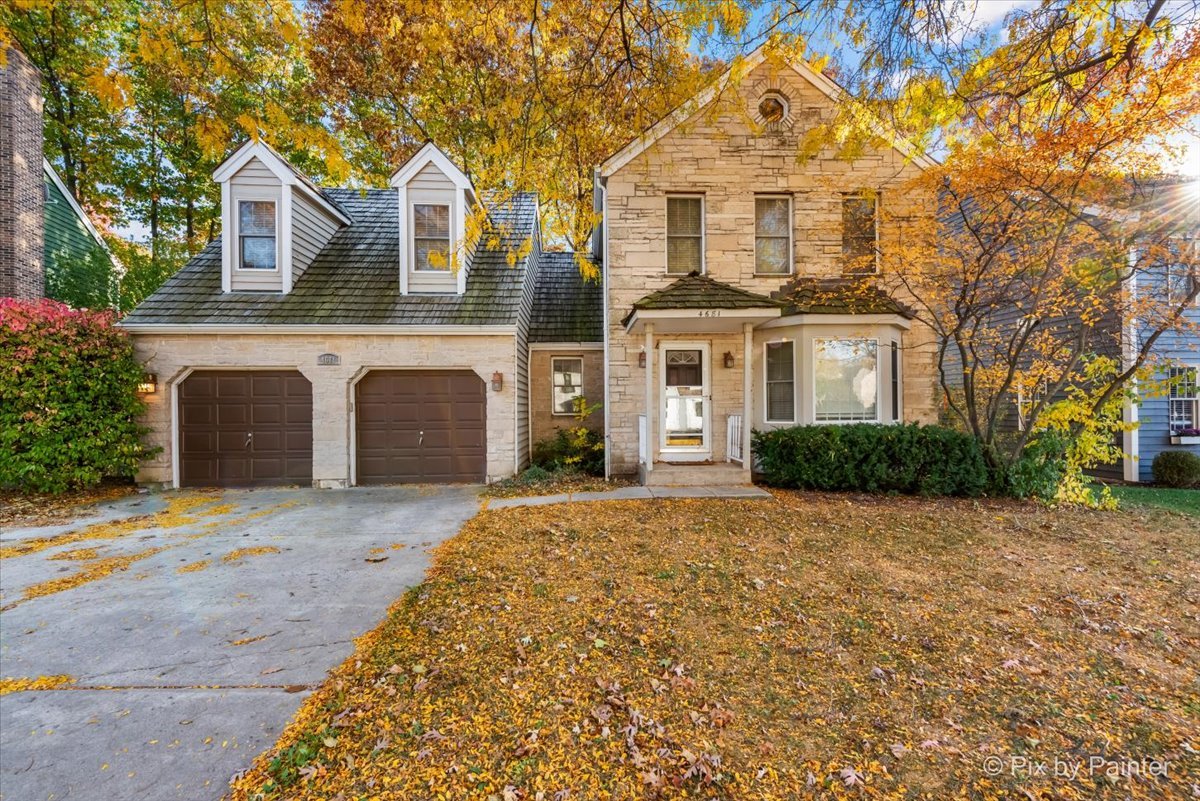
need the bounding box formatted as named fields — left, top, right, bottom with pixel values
left=1151, top=450, right=1200, bottom=488
left=1, top=298, right=155, bottom=492
left=752, top=423, right=988, bottom=497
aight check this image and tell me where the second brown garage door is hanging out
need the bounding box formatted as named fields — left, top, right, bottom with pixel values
left=179, top=370, right=313, bottom=487
left=356, top=370, right=486, bottom=484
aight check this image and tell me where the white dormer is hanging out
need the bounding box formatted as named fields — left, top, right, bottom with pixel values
left=389, top=142, right=476, bottom=295
left=212, top=141, right=350, bottom=294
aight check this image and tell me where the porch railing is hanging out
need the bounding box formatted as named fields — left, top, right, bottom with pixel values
left=727, top=414, right=744, bottom=463
left=638, top=415, right=648, bottom=465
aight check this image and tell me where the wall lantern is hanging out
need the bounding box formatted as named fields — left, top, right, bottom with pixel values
left=723, top=351, right=735, bottom=369
left=491, top=371, right=504, bottom=392
left=638, top=350, right=646, bottom=368
left=137, top=373, right=158, bottom=394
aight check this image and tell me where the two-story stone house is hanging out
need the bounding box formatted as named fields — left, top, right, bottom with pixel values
left=123, top=48, right=938, bottom=488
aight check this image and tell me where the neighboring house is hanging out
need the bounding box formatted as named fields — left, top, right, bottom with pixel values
left=0, top=44, right=121, bottom=307
left=123, top=46, right=941, bottom=489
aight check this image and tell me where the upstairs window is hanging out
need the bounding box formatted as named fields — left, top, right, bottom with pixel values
left=1169, top=365, right=1198, bottom=432
left=238, top=200, right=276, bottom=270
left=755, top=196, right=792, bottom=275
left=666, top=196, right=703, bottom=274
left=814, top=339, right=878, bottom=423
left=842, top=193, right=877, bottom=274
left=552, top=357, right=584, bottom=416
left=414, top=203, right=451, bottom=271
left=765, top=341, right=795, bottom=423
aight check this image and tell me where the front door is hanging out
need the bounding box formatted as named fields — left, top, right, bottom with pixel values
left=661, top=345, right=710, bottom=461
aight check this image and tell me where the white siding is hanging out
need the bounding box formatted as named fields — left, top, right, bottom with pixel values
left=291, top=192, right=340, bottom=284
left=409, top=162, right=457, bottom=191
left=229, top=157, right=283, bottom=292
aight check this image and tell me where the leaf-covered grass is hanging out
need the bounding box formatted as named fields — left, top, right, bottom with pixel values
left=231, top=491, right=1199, bottom=800
left=481, top=467, right=636, bottom=499
left=1105, top=484, right=1200, bottom=516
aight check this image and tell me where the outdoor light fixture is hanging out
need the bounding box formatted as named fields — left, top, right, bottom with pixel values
left=638, top=350, right=646, bottom=368
left=137, top=373, right=158, bottom=394
left=491, top=371, right=504, bottom=392
left=723, top=351, right=735, bottom=368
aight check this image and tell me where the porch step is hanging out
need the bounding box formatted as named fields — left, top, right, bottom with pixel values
left=643, top=461, right=751, bottom=487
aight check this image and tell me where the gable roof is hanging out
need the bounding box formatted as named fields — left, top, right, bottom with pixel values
left=123, top=191, right=538, bottom=327
left=773, top=276, right=914, bottom=317
left=600, top=44, right=938, bottom=178
left=212, top=140, right=352, bottom=226
left=389, top=141, right=474, bottom=192
left=529, top=251, right=603, bottom=343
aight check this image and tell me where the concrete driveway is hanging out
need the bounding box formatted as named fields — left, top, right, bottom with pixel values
left=0, top=485, right=480, bottom=801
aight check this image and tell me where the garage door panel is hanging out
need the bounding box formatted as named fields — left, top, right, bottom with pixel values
left=180, top=370, right=312, bottom=488
left=356, top=370, right=485, bottom=484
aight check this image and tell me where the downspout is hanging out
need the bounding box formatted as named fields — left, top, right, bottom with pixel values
left=600, top=172, right=612, bottom=479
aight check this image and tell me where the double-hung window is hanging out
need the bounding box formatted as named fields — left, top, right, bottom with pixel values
left=765, top=341, right=795, bottom=423
left=238, top=200, right=276, bottom=270
left=1168, top=365, right=1198, bottom=432
left=755, top=196, right=792, bottom=275
left=666, top=196, right=703, bottom=274
left=842, top=193, right=877, bottom=274
left=552, top=357, right=584, bottom=416
left=414, top=203, right=452, bottom=271
left=814, top=339, right=879, bottom=422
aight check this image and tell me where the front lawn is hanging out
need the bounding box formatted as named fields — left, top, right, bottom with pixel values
left=231, top=491, right=1199, bottom=800
left=1105, top=484, right=1200, bottom=516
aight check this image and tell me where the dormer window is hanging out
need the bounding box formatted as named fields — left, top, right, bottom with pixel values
left=414, top=203, right=451, bottom=271
left=238, top=200, right=277, bottom=270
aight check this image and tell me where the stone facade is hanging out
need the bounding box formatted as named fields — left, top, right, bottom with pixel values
left=132, top=332, right=519, bottom=487
left=602, top=56, right=940, bottom=475
left=0, top=45, right=45, bottom=300
left=529, top=348, right=604, bottom=446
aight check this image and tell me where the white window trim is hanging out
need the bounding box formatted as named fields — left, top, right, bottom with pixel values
left=763, top=339, right=796, bottom=424
left=754, top=194, right=794, bottom=277
left=411, top=200, right=454, bottom=273
left=665, top=194, right=705, bottom=275
left=842, top=191, right=880, bottom=276
left=551, top=356, right=585, bottom=417
left=1168, top=363, right=1199, bottom=431
left=234, top=195, right=281, bottom=273
left=811, top=337, right=882, bottom=425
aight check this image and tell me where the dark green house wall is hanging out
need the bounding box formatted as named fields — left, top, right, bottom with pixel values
left=43, top=171, right=119, bottom=309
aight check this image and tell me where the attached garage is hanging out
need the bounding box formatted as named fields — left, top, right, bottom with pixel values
left=179, top=370, right=313, bottom=487
left=356, top=370, right=486, bottom=484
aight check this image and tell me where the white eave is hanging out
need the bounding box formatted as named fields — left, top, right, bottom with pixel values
left=389, top=141, right=475, bottom=198
left=211, top=140, right=352, bottom=226
left=119, top=323, right=518, bottom=336
left=599, top=45, right=939, bottom=178
left=623, top=306, right=782, bottom=334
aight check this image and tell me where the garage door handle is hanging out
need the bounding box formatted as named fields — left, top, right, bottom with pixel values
left=245, top=432, right=253, bottom=449
left=418, top=431, right=423, bottom=446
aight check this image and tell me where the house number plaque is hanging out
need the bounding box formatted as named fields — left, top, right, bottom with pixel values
left=317, top=353, right=341, bottom=366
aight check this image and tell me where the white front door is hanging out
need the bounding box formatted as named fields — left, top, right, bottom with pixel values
left=660, top=344, right=711, bottom=461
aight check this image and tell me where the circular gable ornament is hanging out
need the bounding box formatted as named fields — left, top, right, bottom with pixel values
left=754, top=90, right=791, bottom=131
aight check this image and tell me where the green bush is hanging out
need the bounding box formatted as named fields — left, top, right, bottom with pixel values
left=0, top=298, right=156, bottom=492
left=1002, top=430, right=1069, bottom=501
left=1151, top=450, right=1200, bottom=488
left=531, top=426, right=605, bottom=477
left=752, top=423, right=988, bottom=497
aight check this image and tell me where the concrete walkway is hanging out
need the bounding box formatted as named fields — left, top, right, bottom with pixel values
left=485, top=484, right=771, bottom=509
left=0, top=485, right=479, bottom=801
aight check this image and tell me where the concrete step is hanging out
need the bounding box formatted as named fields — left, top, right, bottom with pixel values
left=643, top=461, right=751, bottom=487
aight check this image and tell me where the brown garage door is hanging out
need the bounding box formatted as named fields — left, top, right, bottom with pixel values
left=356, top=370, right=486, bottom=484
left=179, top=371, right=313, bottom=487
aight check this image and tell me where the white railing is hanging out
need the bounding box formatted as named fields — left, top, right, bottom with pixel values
left=638, top=415, right=648, bottom=465
left=727, top=414, right=744, bottom=463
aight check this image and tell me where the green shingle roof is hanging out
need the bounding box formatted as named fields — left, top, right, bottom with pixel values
left=630, top=272, right=782, bottom=313
left=124, top=190, right=538, bottom=326
left=529, top=252, right=602, bottom=343
left=772, top=277, right=914, bottom=317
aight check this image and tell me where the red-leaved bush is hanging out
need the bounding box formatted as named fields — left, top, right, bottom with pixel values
left=1, top=298, right=156, bottom=492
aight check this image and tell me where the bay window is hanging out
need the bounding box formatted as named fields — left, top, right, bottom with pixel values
left=814, top=339, right=879, bottom=422
left=765, top=341, right=795, bottom=423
